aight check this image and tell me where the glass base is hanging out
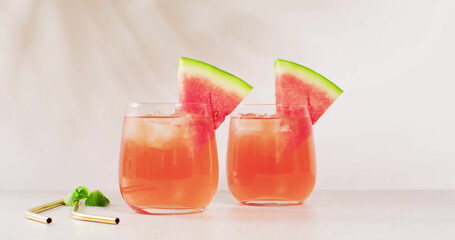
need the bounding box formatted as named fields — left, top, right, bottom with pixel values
left=241, top=200, right=302, bottom=206
left=130, top=205, right=205, bottom=215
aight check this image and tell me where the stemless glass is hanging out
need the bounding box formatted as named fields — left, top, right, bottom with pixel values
left=119, top=103, right=218, bottom=214
left=226, top=104, right=316, bottom=206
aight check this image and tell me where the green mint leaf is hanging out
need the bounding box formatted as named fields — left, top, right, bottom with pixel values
left=64, top=186, right=90, bottom=205
left=72, top=186, right=90, bottom=201
left=63, top=192, right=75, bottom=206
left=85, top=190, right=110, bottom=207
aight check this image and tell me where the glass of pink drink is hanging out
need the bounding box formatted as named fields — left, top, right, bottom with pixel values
left=227, top=104, right=316, bottom=206
left=119, top=103, right=218, bottom=214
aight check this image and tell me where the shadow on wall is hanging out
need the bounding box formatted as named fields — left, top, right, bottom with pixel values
left=154, top=0, right=277, bottom=62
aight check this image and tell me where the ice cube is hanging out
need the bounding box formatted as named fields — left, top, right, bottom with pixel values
left=123, top=117, right=146, bottom=142
left=236, top=118, right=281, bottom=134
left=144, top=117, right=184, bottom=150
left=279, top=124, right=292, bottom=133
left=237, top=118, right=262, bottom=132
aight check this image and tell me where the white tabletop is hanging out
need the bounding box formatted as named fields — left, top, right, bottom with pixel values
left=2, top=190, right=455, bottom=240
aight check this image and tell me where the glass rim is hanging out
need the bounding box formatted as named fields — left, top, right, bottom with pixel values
left=125, top=102, right=210, bottom=117
left=126, top=102, right=209, bottom=107
left=236, top=104, right=311, bottom=107
left=231, top=104, right=311, bottom=117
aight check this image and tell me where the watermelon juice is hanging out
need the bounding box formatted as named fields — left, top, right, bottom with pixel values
left=226, top=105, right=316, bottom=206
left=119, top=103, right=218, bottom=214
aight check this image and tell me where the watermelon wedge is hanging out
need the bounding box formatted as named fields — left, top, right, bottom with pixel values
left=178, top=57, right=253, bottom=129
left=275, top=59, right=343, bottom=124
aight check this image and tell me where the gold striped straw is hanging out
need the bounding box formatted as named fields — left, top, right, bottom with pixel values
left=70, top=201, right=120, bottom=225
left=25, top=199, right=65, bottom=224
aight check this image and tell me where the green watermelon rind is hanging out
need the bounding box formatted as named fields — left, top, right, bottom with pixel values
left=274, top=59, right=343, bottom=98
left=179, top=57, right=253, bottom=95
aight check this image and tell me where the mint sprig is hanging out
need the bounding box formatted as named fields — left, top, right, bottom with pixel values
left=63, top=186, right=110, bottom=207
left=85, top=190, right=110, bottom=207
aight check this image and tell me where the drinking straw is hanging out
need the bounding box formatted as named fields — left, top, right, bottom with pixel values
left=70, top=201, right=120, bottom=225
left=25, top=199, right=65, bottom=224
left=25, top=199, right=120, bottom=225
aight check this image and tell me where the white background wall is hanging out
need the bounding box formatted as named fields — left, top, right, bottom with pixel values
left=1, top=0, right=454, bottom=191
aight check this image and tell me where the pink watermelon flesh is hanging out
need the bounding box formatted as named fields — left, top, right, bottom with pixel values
left=275, top=59, right=343, bottom=124
left=179, top=57, right=253, bottom=129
